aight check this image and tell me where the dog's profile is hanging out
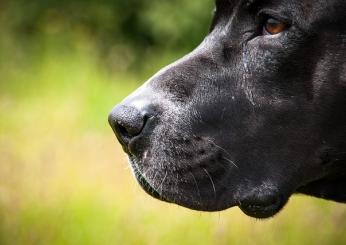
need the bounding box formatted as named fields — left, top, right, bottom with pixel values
left=109, top=0, right=346, bottom=218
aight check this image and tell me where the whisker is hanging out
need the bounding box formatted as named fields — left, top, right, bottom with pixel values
left=223, top=156, right=239, bottom=169
left=151, top=170, right=158, bottom=187
left=206, top=139, right=231, bottom=156
left=206, top=138, right=239, bottom=169
left=203, top=167, right=217, bottom=201
left=189, top=171, right=202, bottom=205
left=159, top=171, right=168, bottom=194
left=142, top=167, right=153, bottom=179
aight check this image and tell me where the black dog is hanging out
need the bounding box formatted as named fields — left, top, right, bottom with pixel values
left=109, top=0, right=346, bottom=218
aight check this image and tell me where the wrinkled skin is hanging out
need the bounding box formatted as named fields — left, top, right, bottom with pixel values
left=109, top=0, right=346, bottom=218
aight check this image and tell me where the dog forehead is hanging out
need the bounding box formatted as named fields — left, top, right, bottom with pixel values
left=214, top=0, right=345, bottom=28
left=298, top=0, right=346, bottom=32
left=215, top=0, right=344, bottom=9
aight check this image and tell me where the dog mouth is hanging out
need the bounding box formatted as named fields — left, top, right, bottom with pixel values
left=129, top=159, right=286, bottom=218
left=129, top=156, right=170, bottom=203
left=123, top=126, right=290, bottom=219
left=127, top=140, right=288, bottom=218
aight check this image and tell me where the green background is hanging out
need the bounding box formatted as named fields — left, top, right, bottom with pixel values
left=0, top=1, right=345, bottom=244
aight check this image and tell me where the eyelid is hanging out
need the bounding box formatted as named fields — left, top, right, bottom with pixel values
left=257, top=9, right=292, bottom=25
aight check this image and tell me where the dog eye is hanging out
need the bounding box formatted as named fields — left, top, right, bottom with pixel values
left=263, top=18, right=289, bottom=35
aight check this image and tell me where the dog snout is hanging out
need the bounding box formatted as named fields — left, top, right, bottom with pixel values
left=108, top=104, right=150, bottom=149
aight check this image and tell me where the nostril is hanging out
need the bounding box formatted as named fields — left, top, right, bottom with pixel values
left=142, top=114, right=150, bottom=128
left=108, top=105, right=152, bottom=147
left=117, top=115, right=149, bottom=138
left=117, top=123, right=131, bottom=139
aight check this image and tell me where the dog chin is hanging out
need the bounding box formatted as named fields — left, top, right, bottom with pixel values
left=238, top=187, right=288, bottom=219
left=239, top=198, right=285, bottom=218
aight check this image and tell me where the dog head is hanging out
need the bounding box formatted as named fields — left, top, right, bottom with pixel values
left=109, top=0, right=346, bottom=218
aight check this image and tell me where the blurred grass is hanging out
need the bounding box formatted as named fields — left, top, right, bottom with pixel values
left=0, top=5, right=346, bottom=245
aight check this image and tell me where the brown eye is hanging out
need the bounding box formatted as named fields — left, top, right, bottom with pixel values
left=263, top=18, right=288, bottom=35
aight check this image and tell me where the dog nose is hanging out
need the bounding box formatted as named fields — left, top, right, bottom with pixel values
left=108, top=105, right=149, bottom=147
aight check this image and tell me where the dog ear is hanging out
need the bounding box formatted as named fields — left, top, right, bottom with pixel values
left=297, top=176, right=346, bottom=202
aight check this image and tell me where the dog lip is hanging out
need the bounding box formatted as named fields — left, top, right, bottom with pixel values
left=129, top=156, right=170, bottom=203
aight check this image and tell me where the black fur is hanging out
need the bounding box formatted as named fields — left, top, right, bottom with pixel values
left=109, top=0, right=346, bottom=218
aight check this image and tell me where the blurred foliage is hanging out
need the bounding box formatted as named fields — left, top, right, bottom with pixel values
left=0, top=0, right=213, bottom=71
left=0, top=1, right=346, bottom=244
